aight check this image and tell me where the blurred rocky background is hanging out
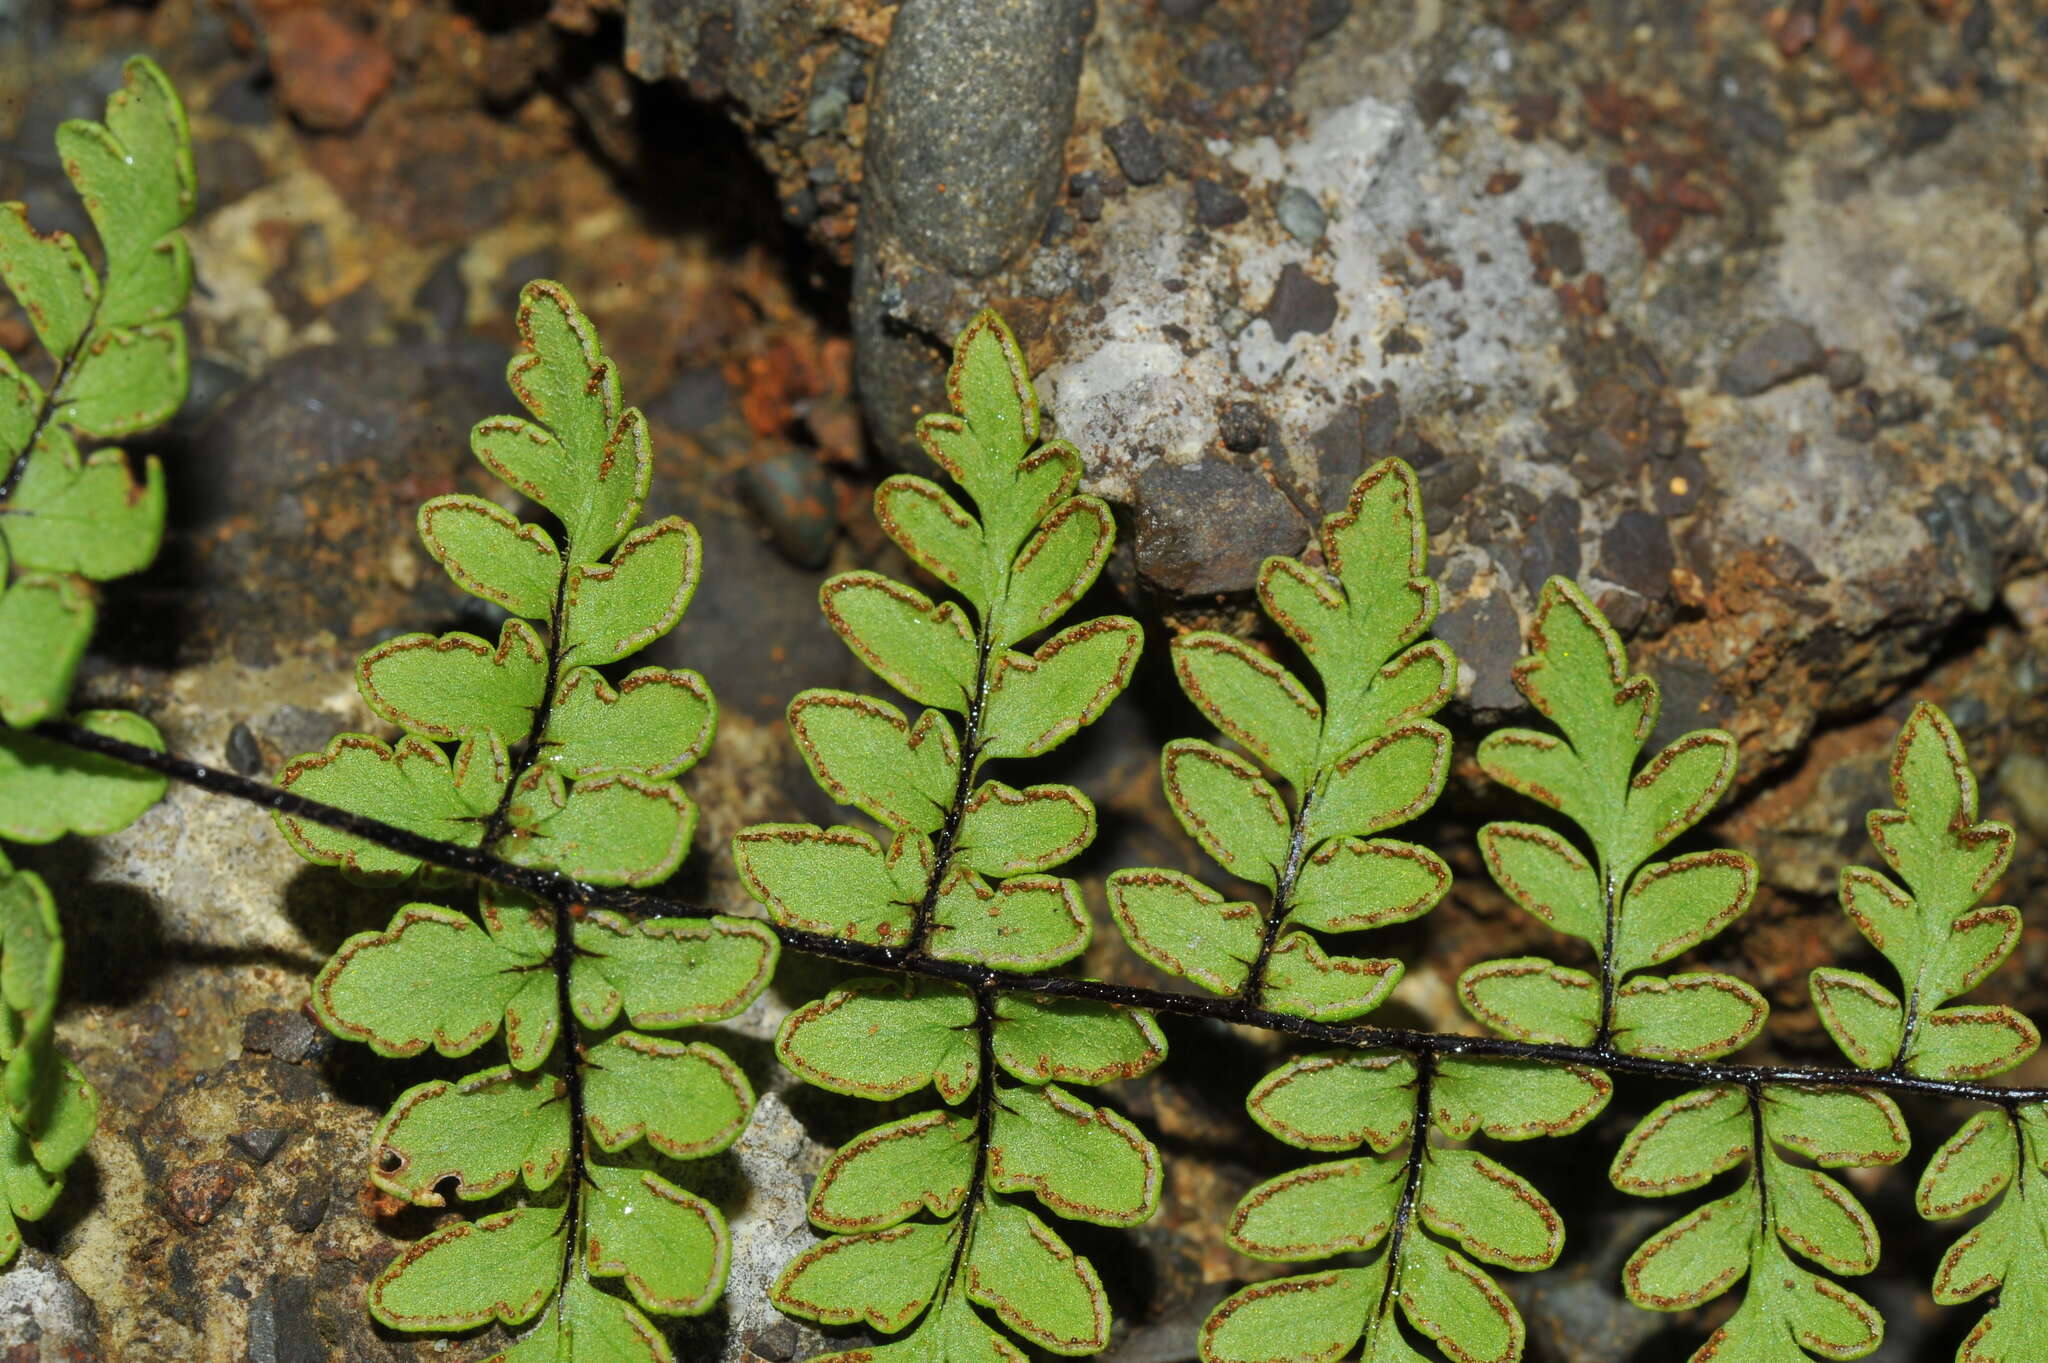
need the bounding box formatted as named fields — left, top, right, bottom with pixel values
left=3, top=0, right=2047, bottom=1358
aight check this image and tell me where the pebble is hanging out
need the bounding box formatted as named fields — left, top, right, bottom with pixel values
left=1718, top=318, right=1825, bottom=396
left=228, top=1126, right=290, bottom=1165
left=862, top=0, right=1089, bottom=278
left=1192, top=179, right=1248, bottom=229
left=1263, top=263, right=1339, bottom=341
left=1104, top=116, right=1166, bottom=187
left=1135, top=459, right=1307, bottom=596
left=805, top=45, right=866, bottom=135
left=266, top=6, right=396, bottom=133
left=1599, top=509, right=1675, bottom=601
left=166, top=1159, right=249, bottom=1228
left=1823, top=347, right=1866, bottom=390
left=240, top=1008, right=334, bottom=1065
left=738, top=450, right=838, bottom=570
left=1275, top=185, right=1327, bottom=245
left=225, top=722, right=266, bottom=778
left=1218, top=401, right=1268, bottom=453
left=282, top=1180, right=330, bottom=1234
left=1181, top=36, right=1260, bottom=93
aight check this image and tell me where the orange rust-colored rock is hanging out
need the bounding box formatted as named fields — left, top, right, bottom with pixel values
left=267, top=6, right=396, bottom=132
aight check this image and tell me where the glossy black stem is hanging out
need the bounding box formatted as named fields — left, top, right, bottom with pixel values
left=37, top=721, right=2048, bottom=1108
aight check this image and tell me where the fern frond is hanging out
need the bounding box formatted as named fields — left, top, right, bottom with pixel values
left=277, top=280, right=775, bottom=1359
left=0, top=54, right=194, bottom=1267
left=747, top=311, right=1161, bottom=1361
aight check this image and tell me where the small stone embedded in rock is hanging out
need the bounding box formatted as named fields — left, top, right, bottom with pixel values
left=750, top=1319, right=801, bottom=1363
left=1192, top=179, right=1249, bottom=229
left=1183, top=37, right=1262, bottom=93
left=1531, top=220, right=1584, bottom=276
left=167, top=1159, right=250, bottom=1228
left=1308, top=0, right=1353, bottom=38
left=1434, top=593, right=1524, bottom=714
left=1599, top=509, right=1675, bottom=601
left=1263, top=263, right=1339, bottom=342
left=1823, top=348, right=1866, bottom=391
left=1275, top=185, right=1327, bottom=245
left=1104, top=116, right=1166, bottom=186
left=738, top=451, right=838, bottom=570
left=1718, top=318, right=1826, bottom=396
left=1135, top=460, right=1307, bottom=596
left=225, top=722, right=265, bottom=777
left=283, top=1180, right=330, bottom=1234
left=228, top=1127, right=290, bottom=1166
left=649, top=365, right=734, bottom=433
left=1069, top=171, right=1108, bottom=222
left=239, top=1009, right=334, bottom=1065
left=1218, top=401, right=1268, bottom=453
left=265, top=7, right=396, bottom=133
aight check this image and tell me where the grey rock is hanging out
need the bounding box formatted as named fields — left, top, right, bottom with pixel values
left=228, top=1125, right=289, bottom=1165
left=1218, top=401, right=1268, bottom=453
left=246, top=1276, right=320, bottom=1363
left=1434, top=593, right=1522, bottom=714
left=862, top=0, right=1089, bottom=279
left=1824, top=347, right=1867, bottom=390
left=1181, top=36, right=1260, bottom=93
left=1274, top=184, right=1327, bottom=245
left=1598, top=509, right=1674, bottom=601
left=225, top=722, right=265, bottom=777
left=1135, top=460, right=1306, bottom=595
left=1998, top=752, right=2048, bottom=842
left=1192, top=178, right=1249, bottom=228
left=806, top=44, right=865, bottom=135
left=413, top=249, right=469, bottom=337
left=853, top=0, right=1091, bottom=465
left=1308, top=0, right=1352, bottom=38
left=239, top=1009, right=333, bottom=1065
left=193, top=133, right=268, bottom=218
left=738, top=450, right=838, bottom=570
left=1105, top=116, right=1166, bottom=187
left=1263, top=264, right=1338, bottom=341
left=281, top=1181, right=329, bottom=1234
left=1719, top=318, right=1826, bottom=396
left=649, top=364, right=735, bottom=432
left=0, top=1249, right=100, bottom=1361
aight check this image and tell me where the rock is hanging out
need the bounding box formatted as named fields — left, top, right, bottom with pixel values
left=1218, top=401, right=1268, bottom=453
left=265, top=7, right=396, bottom=133
left=1824, top=347, right=1867, bottom=390
left=1998, top=752, right=2048, bottom=842
left=240, top=1009, right=333, bottom=1065
left=738, top=450, right=839, bottom=570
left=1104, top=116, right=1167, bottom=187
left=1191, top=178, right=1249, bottom=229
left=0, top=1250, right=101, bottom=1361
left=166, top=1159, right=251, bottom=1228
left=1275, top=184, right=1327, bottom=245
left=852, top=0, right=1091, bottom=465
left=225, top=722, right=266, bottom=777
left=1598, top=509, right=1675, bottom=602
left=193, top=133, right=268, bottom=218
left=805, top=44, right=866, bottom=135
left=1263, top=264, right=1339, bottom=342
left=246, top=1276, right=323, bottom=1363
left=1718, top=318, right=1826, bottom=396
left=412, top=249, right=469, bottom=337
left=282, top=1181, right=330, bottom=1235
left=1435, top=592, right=1523, bottom=714
left=228, top=1126, right=291, bottom=1165
left=861, top=0, right=1089, bottom=279
left=649, top=364, right=735, bottom=432
left=1181, top=36, right=1260, bottom=93
left=1135, top=460, right=1307, bottom=596
left=1307, top=0, right=1353, bottom=38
